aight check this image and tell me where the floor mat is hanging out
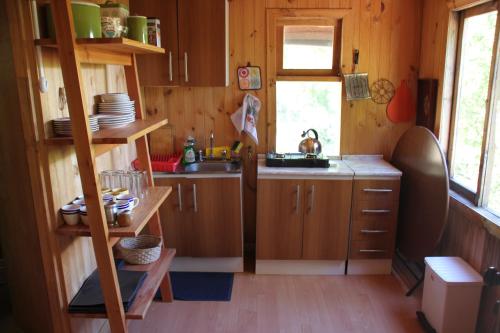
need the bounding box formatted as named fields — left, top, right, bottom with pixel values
left=167, top=272, right=234, bottom=301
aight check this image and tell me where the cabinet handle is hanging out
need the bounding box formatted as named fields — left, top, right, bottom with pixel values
left=168, top=51, right=173, bottom=82
left=295, top=185, right=300, bottom=215
left=308, top=185, right=315, bottom=213
left=359, top=249, right=386, bottom=253
left=177, top=183, right=182, bottom=212
left=192, top=183, right=197, bottom=213
left=360, top=229, right=388, bottom=234
left=184, top=52, right=189, bottom=83
left=362, top=209, right=391, bottom=214
left=363, top=188, right=392, bottom=193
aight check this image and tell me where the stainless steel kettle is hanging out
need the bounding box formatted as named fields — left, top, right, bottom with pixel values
left=298, top=129, right=322, bottom=155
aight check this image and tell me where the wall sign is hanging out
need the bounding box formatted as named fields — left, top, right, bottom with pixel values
left=237, top=66, right=262, bottom=90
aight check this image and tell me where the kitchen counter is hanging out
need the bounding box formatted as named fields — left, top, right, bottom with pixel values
left=257, top=158, right=354, bottom=179
left=257, top=154, right=401, bottom=179
left=342, top=155, right=402, bottom=178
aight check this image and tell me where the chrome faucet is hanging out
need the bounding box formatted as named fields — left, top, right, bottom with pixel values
left=209, top=131, right=215, bottom=159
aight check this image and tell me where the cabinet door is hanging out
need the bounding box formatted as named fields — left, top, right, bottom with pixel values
left=256, top=179, right=304, bottom=259
left=188, top=178, right=242, bottom=257
left=130, top=0, right=180, bottom=86
left=302, top=180, right=352, bottom=260
left=155, top=178, right=192, bottom=256
left=178, top=0, right=228, bottom=86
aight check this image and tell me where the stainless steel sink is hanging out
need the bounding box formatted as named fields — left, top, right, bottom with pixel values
left=182, top=161, right=241, bottom=173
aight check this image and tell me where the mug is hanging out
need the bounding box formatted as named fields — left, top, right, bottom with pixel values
left=116, top=194, right=140, bottom=209
left=127, top=16, right=147, bottom=43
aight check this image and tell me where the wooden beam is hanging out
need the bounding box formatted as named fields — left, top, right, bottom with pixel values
left=49, top=0, right=127, bottom=331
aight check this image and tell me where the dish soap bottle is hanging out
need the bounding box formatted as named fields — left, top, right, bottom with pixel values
left=183, top=136, right=196, bottom=165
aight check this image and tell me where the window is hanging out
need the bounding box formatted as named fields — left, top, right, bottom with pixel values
left=448, top=2, right=500, bottom=216
left=267, top=9, right=346, bottom=157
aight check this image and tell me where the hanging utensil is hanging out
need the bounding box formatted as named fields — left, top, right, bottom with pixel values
left=387, top=80, right=415, bottom=123
left=344, top=49, right=371, bottom=101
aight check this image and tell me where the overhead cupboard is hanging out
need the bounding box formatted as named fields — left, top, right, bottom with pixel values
left=130, top=0, right=229, bottom=87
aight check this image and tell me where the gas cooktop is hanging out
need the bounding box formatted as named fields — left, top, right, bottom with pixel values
left=265, top=153, right=330, bottom=168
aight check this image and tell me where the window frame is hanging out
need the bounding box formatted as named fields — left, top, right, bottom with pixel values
left=448, top=1, right=500, bottom=210
left=266, top=8, right=349, bottom=152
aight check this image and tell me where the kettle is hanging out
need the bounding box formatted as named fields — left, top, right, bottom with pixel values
left=298, top=129, right=322, bottom=155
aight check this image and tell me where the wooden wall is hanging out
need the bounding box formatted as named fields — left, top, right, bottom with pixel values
left=144, top=0, right=423, bottom=244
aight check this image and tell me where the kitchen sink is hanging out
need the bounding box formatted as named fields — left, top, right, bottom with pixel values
left=182, top=161, right=241, bottom=173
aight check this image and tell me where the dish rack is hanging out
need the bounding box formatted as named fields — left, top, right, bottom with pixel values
left=132, top=153, right=182, bottom=173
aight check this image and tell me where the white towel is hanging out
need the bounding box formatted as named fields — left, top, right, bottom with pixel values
left=231, top=93, right=261, bottom=144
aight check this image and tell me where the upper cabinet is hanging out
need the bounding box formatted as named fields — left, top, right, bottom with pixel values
left=130, top=0, right=229, bottom=87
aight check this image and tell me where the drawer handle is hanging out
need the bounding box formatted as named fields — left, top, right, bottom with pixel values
left=295, top=185, right=300, bottom=215
left=359, top=249, right=386, bottom=253
left=184, top=52, right=189, bottom=83
left=360, top=229, right=388, bottom=234
left=177, top=183, right=182, bottom=212
left=362, top=209, right=391, bottom=214
left=192, top=183, right=197, bottom=213
left=363, top=188, right=393, bottom=193
left=168, top=51, right=173, bottom=82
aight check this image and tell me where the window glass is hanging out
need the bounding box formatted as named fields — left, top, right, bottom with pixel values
left=276, top=81, right=341, bottom=156
left=485, top=110, right=500, bottom=215
left=450, top=11, right=497, bottom=192
left=283, top=25, right=334, bottom=70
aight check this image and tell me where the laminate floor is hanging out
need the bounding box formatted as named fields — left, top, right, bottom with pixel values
left=130, top=273, right=424, bottom=333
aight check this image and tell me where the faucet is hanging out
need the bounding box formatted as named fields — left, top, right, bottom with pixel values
left=209, top=131, right=215, bottom=159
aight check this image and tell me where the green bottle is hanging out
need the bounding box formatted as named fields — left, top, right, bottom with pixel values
left=183, top=136, right=196, bottom=165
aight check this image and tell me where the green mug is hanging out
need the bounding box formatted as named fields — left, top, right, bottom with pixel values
left=127, top=16, right=147, bottom=43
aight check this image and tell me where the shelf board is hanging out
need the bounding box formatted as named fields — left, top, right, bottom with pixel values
left=45, top=118, right=169, bottom=149
left=69, top=248, right=176, bottom=320
left=57, top=186, right=172, bottom=238
left=35, top=37, right=165, bottom=55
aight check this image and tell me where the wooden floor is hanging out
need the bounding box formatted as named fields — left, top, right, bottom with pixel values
left=130, top=273, right=424, bottom=333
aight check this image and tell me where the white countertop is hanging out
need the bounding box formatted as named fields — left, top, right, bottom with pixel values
left=257, top=155, right=401, bottom=179
left=257, top=159, right=354, bottom=179
left=342, top=155, right=402, bottom=178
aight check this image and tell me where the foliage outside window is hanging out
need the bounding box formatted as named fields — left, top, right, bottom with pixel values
left=449, top=4, right=500, bottom=217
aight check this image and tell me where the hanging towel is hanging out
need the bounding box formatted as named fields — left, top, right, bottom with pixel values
left=231, top=93, right=261, bottom=144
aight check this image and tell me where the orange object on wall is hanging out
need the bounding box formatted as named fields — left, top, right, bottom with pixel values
left=387, top=80, right=416, bottom=123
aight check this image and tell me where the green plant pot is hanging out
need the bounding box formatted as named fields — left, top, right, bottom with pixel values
left=127, top=16, right=147, bottom=43
left=45, top=1, right=101, bottom=39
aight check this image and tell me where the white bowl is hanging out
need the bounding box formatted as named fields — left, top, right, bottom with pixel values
left=62, top=211, right=80, bottom=226
left=79, top=206, right=89, bottom=226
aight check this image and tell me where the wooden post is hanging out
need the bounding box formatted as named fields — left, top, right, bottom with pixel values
left=124, top=55, right=173, bottom=302
left=49, top=0, right=127, bottom=331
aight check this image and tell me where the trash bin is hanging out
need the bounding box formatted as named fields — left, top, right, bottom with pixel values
left=421, top=257, right=483, bottom=333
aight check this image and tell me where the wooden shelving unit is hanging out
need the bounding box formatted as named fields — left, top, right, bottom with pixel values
left=69, top=248, right=176, bottom=320
left=57, top=187, right=172, bottom=238
left=46, top=118, right=169, bottom=145
left=41, top=1, right=175, bottom=332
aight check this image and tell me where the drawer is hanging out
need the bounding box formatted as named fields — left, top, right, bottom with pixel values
left=352, top=200, right=398, bottom=222
left=349, top=239, right=395, bottom=259
left=353, top=179, right=400, bottom=203
left=351, top=219, right=396, bottom=241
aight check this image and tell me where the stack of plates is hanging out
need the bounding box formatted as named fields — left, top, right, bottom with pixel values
left=97, top=93, right=136, bottom=129
left=53, top=116, right=99, bottom=137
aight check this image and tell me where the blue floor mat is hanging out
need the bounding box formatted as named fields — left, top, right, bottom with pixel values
left=157, top=272, right=234, bottom=301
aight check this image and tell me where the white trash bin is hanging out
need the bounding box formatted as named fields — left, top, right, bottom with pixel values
left=422, top=257, right=483, bottom=333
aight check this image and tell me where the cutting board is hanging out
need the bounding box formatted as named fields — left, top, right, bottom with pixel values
left=149, top=125, right=174, bottom=155
left=387, top=80, right=415, bottom=123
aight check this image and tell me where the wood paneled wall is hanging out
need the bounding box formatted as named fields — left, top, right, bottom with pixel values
left=144, top=0, right=423, bottom=245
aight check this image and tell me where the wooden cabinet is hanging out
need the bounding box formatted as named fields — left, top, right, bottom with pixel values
left=348, top=179, right=401, bottom=260
left=256, top=179, right=304, bottom=259
left=156, top=177, right=242, bottom=257
left=256, top=178, right=353, bottom=260
left=130, top=0, right=229, bottom=87
left=302, top=180, right=353, bottom=260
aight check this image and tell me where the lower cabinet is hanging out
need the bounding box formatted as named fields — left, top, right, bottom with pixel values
left=156, top=177, right=242, bottom=257
left=256, top=178, right=353, bottom=260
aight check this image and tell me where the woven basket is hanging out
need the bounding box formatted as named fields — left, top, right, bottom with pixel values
left=119, top=235, right=162, bottom=265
